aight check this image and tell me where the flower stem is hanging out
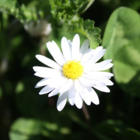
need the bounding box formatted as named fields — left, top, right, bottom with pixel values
left=82, top=104, right=92, bottom=139
left=82, top=103, right=90, bottom=121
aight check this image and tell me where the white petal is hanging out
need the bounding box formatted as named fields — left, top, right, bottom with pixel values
left=35, top=76, right=66, bottom=88
left=33, top=66, right=52, bottom=72
left=68, top=85, right=76, bottom=106
left=48, top=87, right=60, bottom=97
left=59, top=79, right=73, bottom=94
left=74, top=93, right=83, bottom=109
left=96, top=63, right=113, bottom=71
left=80, top=39, right=89, bottom=54
left=33, top=66, right=62, bottom=73
left=35, top=55, right=62, bottom=70
left=74, top=79, right=84, bottom=94
left=68, top=40, right=72, bottom=58
left=48, top=77, right=68, bottom=88
left=87, top=87, right=99, bottom=105
left=68, top=84, right=76, bottom=99
left=101, top=79, right=114, bottom=86
left=85, top=49, right=106, bottom=67
left=81, top=46, right=103, bottom=63
left=35, top=78, right=49, bottom=88
left=48, top=78, right=68, bottom=97
left=68, top=81, right=76, bottom=106
left=76, top=39, right=89, bottom=61
left=39, top=86, right=54, bottom=95
left=61, top=37, right=72, bottom=61
left=72, top=34, right=80, bottom=60
left=85, top=72, right=113, bottom=77
left=57, top=92, right=68, bottom=111
left=80, top=48, right=93, bottom=64
left=80, top=88, right=91, bottom=105
left=76, top=52, right=83, bottom=61
left=79, top=76, right=105, bottom=87
left=34, top=70, right=61, bottom=78
left=92, top=49, right=106, bottom=63
left=83, top=73, right=112, bottom=81
left=68, top=40, right=72, bottom=48
left=46, top=41, right=65, bottom=66
left=84, top=75, right=106, bottom=87
left=69, top=98, right=75, bottom=106
left=93, top=85, right=110, bottom=93
left=93, top=46, right=103, bottom=55
left=88, top=60, right=112, bottom=71
left=79, top=77, right=93, bottom=87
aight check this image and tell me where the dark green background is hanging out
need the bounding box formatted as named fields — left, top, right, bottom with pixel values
left=0, top=0, right=140, bottom=140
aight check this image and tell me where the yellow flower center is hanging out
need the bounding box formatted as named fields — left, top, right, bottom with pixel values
left=62, top=60, right=84, bottom=80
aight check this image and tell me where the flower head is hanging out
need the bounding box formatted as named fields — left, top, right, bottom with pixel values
left=24, top=20, right=52, bottom=37
left=33, top=34, right=113, bottom=111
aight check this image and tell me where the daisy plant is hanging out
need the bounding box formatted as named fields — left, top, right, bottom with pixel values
left=33, top=34, right=113, bottom=111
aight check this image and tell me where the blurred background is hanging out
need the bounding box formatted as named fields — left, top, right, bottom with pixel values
left=0, top=0, right=140, bottom=140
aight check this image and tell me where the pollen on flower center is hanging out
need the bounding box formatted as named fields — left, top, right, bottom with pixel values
left=62, top=60, right=84, bottom=80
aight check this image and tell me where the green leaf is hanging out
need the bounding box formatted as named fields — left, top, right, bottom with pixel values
left=10, top=118, right=41, bottom=135
left=0, top=0, right=25, bottom=22
left=0, top=0, right=17, bottom=13
left=125, top=128, right=140, bottom=140
left=9, top=118, right=42, bottom=140
left=66, top=19, right=101, bottom=48
left=77, top=0, right=95, bottom=13
left=0, top=0, right=50, bottom=22
left=49, top=0, right=101, bottom=48
left=49, top=0, right=92, bottom=23
left=102, top=7, right=140, bottom=97
left=9, top=115, right=72, bottom=140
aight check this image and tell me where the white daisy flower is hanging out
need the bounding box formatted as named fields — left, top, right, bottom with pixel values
left=33, top=34, right=113, bottom=111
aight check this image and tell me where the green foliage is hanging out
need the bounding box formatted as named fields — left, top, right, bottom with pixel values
left=49, top=0, right=101, bottom=48
left=0, top=0, right=50, bottom=22
left=0, top=0, right=101, bottom=48
left=102, top=7, right=140, bottom=97
left=49, top=0, right=94, bottom=23
left=0, top=0, right=17, bottom=13
left=0, top=0, right=25, bottom=22
left=66, top=19, right=101, bottom=48
left=81, top=0, right=95, bottom=13
left=10, top=118, right=41, bottom=140
left=9, top=117, right=71, bottom=140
